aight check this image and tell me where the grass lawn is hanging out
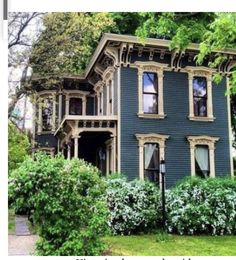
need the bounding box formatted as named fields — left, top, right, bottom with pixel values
left=8, top=208, right=15, bottom=235
left=103, top=233, right=236, bottom=256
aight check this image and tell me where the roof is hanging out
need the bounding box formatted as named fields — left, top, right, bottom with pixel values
left=31, top=33, right=236, bottom=82
left=85, top=33, right=236, bottom=77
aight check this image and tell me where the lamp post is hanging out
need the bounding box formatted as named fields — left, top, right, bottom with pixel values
left=160, top=159, right=166, bottom=229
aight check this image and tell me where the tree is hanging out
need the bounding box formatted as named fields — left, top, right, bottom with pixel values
left=8, top=122, right=30, bottom=173
left=8, top=12, right=44, bottom=121
left=30, top=13, right=116, bottom=75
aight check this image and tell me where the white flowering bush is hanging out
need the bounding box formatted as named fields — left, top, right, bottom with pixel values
left=166, top=177, right=236, bottom=235
left=105, top=175, right=161, bottom=235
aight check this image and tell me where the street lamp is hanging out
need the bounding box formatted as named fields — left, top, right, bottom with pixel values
left=160, top=159, right=166, bottom=229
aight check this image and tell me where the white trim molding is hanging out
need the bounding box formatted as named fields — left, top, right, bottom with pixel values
left=134, top=61, right=168, bottom=119
left=136, top=133, right=169, bottom=180
left=187, top=135, right=219, bottom=177
left=64, top=90, right=90, bottom=116
left=226, top=77, right=234, bottom=177
left=185, top=66, right=216, bottom=122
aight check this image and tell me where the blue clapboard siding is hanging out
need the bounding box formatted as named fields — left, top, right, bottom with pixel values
left=120, top=66, right=231, bottom=187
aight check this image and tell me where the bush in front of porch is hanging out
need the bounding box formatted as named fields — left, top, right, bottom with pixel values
left=9, top=152, right=108, bottom=256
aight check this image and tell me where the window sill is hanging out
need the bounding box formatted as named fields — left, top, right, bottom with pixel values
left=188, top=116, right=215, bottom=122
left=137, top=113, right=166, bottom=119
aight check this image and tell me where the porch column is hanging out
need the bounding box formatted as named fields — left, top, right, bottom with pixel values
left=58, top=92, right=62, bottom=123
left=52, top=93, right=56, bottom=131
left=73, top=135, right=80, bottom=158
left=67, top=143, right=71, bottom=160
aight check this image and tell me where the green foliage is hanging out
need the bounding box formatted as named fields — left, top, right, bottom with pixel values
left=105, top=175, right=160, bottom=235
left=9, top=152, right=108, bottom=256
left=166, top=177, right=236, bottom=235
left=8, top=122, right=30, bottom=174
left=136, top=13, right=216, bottom=49
left=30, top=13, right=116, bottom=75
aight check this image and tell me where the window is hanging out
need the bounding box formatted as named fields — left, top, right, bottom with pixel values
left=136, top=133, right=169, bottom=184
left=69, top=98, right=82, bottom=115
left=187, top=135, right=219, bottom=177
left=143, top=72, right=158, bottom=114
left=144, top=143, right=159, bottom=182
left=42, top=98, right=53, bottom=131
left=135, top=61, right=168, bottom=119
left=195, top=145, right=209, bottom=178
left=186, top=66, right=215, bottom=121
left=193, top=77, right=207, bottom=117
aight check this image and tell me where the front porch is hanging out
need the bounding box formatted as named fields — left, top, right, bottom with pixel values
left=55, top=115, right=117, bottom=175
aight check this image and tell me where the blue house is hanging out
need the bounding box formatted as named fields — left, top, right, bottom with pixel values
left=31, top=33, right=235, bottom=187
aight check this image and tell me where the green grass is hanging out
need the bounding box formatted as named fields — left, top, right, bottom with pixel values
left=103, top=233, right=236, bottom=256
left=8, top=208, right=15, bottom=235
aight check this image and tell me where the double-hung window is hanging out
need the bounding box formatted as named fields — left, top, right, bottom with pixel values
left=135, top=61, right=168, bottom=119
left=144, top=143, right=159, bottom=182
left=193, top=77, right=207, bottom=117
left=186, top=66, right=215, bottom=121
left=187, top=135, right=219, bottom=178
left=194, top=145, right=209, bottom=178
left=143, top=72, right=158, bottom=114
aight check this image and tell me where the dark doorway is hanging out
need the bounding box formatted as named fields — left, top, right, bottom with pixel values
left=78, top=132, right=111, bottom=175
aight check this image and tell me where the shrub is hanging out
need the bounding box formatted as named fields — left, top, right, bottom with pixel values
left=166, top=177, right=236, bottom=235
left=105, top=175, right=160, bottom=235
left=9, top=152, right=108, bottom=256
left=8, top=122, right=30, bottom=175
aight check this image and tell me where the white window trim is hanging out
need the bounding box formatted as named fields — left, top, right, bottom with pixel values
left=187, top=135, right=219, bottom=177
left=64, top=90, right=90, bottom=116
left=186, top=66, right=216, bottom=122
left=136, top=133, right=169, bottom=181
left=134, top=61, right=168, bottom=119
